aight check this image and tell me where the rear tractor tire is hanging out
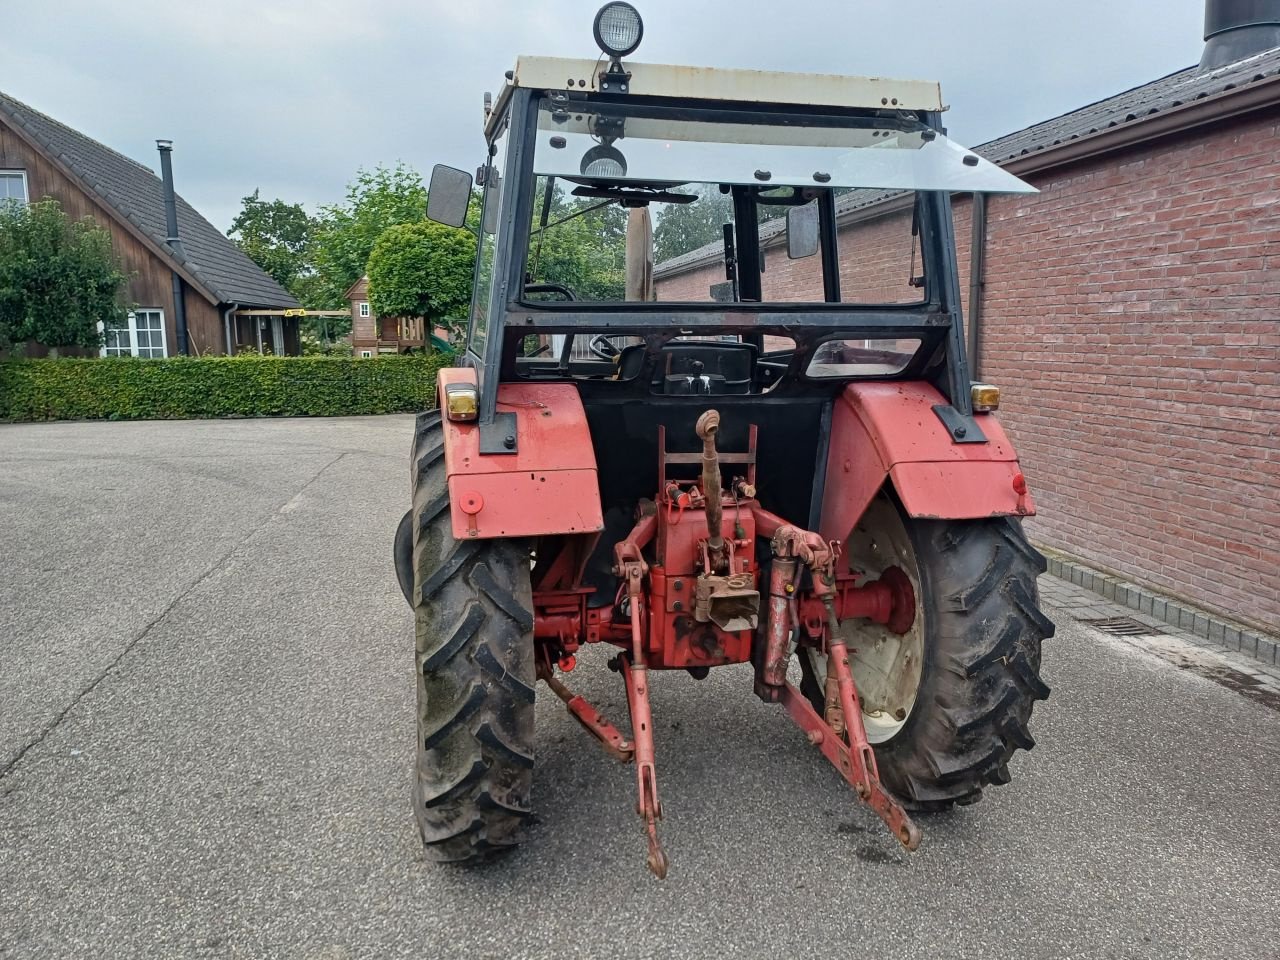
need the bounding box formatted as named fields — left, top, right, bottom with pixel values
left=410, top=411, right=536, bottom=862
left=799, top=494, right=1054, bottom=810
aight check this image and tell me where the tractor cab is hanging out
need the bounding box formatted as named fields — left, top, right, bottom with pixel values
left=402, top=3, right=1052, bottom=878
left=426, top=8, right=1033, bottom=424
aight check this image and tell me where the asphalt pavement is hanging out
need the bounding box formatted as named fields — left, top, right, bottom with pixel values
left=2, top=416, right=1278, bottom=960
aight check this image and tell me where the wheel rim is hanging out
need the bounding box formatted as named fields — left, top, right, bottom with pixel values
left=804, top=496, right=925, bottom=745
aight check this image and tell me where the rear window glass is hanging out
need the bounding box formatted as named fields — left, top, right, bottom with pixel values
left=805, top=338, right=920, bottom=377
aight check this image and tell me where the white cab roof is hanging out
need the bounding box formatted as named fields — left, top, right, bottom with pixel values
left=514, top=56, right=943, bottom=110
left=487, top=56, right=944, bottom=137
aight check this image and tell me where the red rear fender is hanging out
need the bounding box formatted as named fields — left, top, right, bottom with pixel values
left=436, top=368, right=604, bottom=540
left=818, top=382, right=1034, bottom=540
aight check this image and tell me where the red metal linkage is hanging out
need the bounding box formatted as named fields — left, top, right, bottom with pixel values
left=754, top=507, right=921, bottom=852
left=534, top=612, right=581, bottom=641
left=539, top=666, right=635, bottom=764
left=533, top=589, right=591, bottom=656
left=796, top=566, right=916, bottom=638
left=614, top=510, right=657, bottom=574
left=621, top=562, right=668, bottom=878
left=757, top=555, right=799, bottom=698
left=779, top=660, right=921, bottom=851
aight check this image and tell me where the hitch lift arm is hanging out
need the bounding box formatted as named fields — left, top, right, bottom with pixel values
left=756, top=520, right=922, bottom=852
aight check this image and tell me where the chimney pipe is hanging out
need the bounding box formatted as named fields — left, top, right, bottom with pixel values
left=1200, top=0, right=1280, bottom=70
left=155, top=139, right=190, bottom=356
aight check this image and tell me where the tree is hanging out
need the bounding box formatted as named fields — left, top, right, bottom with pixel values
left=0, top=199, right=128, bottom=354
left=525, top=180, right=628, bottom=300
left=366, top=221, right=475, bottom=336
left=311, top=164, right=429, bottom=308
left=653, top=185, right=733, bottom=264
left=227, top=190, right=341, bottom=341
left=228, top=189, right=315, bottom=294
left=652, top=184, right=788, bottom=266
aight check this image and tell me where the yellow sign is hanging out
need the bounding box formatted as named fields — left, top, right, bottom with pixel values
left=284, top=309, right=307, bottom=317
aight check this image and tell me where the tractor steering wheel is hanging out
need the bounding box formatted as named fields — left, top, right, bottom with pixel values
left=523, top=282, right=577, bottom=302
left=589, top=335, right=623, bottom=362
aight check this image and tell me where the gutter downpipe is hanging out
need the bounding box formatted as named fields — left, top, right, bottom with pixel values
left=223, top=302, right=239, bottom=356
left=966, top=192, right=987, bottom=379
left=156, top=140, right=190, bottom=356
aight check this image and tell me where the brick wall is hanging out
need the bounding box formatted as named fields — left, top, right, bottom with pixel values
left=654, top=111, right=1279, bottom=631
left=979, top=113, right=1279, bottom=633
left=657, top=208, right=920, bottom=304
left=653, top=265, right=716, bottom=301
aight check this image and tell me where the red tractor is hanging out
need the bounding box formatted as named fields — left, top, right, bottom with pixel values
left=394, top=3, right=1053, bottom=877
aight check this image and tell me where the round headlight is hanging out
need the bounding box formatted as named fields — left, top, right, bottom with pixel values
left=580, top=144, right=628, bottom=179
left=593, top=2, right=644, bottom=59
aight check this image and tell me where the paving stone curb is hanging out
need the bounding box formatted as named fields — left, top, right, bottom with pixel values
left=1037, top=546, right=1278, bottom=669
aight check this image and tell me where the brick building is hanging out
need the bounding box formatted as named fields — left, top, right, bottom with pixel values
left=656, top=38, right=1279, bottom=633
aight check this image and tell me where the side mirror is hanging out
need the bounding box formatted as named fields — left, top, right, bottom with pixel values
left=427, top=164, right=473, bottom=228
left=786, top=202, right=819, bottom=260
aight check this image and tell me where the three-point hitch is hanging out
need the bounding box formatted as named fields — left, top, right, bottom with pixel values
left=535, top=410, right=920, bottom=875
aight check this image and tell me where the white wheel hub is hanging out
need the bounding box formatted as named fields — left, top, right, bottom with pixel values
left=804, top=496, right=925, bottom=745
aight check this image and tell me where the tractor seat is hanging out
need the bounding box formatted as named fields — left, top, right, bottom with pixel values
left=617, top=341, right=758, bottom=395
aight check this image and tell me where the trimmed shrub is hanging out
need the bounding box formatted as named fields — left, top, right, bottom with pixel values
left=0, top=353, right=450, bottom=422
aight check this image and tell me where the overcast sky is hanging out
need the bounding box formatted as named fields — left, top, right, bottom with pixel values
left=2, top=0, right=1210, bottom=231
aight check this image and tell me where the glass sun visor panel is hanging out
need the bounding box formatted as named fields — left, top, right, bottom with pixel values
left=535, top=107, right=1036, bottom=194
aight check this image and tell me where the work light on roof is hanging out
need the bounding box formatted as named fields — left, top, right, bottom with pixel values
left=593, top=2, right=643, bottom=59
left=580, top=143, right=627, bottom=178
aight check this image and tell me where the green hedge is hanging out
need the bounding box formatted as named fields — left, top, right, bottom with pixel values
left=0, top=353, right=450, bottom=422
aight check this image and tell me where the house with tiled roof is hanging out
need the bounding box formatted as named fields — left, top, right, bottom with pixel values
left=0, top=92, right=300, bottom=356
left=655, top=8, right=1280, bottom=639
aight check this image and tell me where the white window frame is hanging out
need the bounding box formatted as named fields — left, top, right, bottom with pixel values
left=0, top=169, right=29, bottom=205
left=359, top=349, right=373, bottom=358
left=358, top=301, right=371, bottom=318
left=100, top=309, right=168, bottom=358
